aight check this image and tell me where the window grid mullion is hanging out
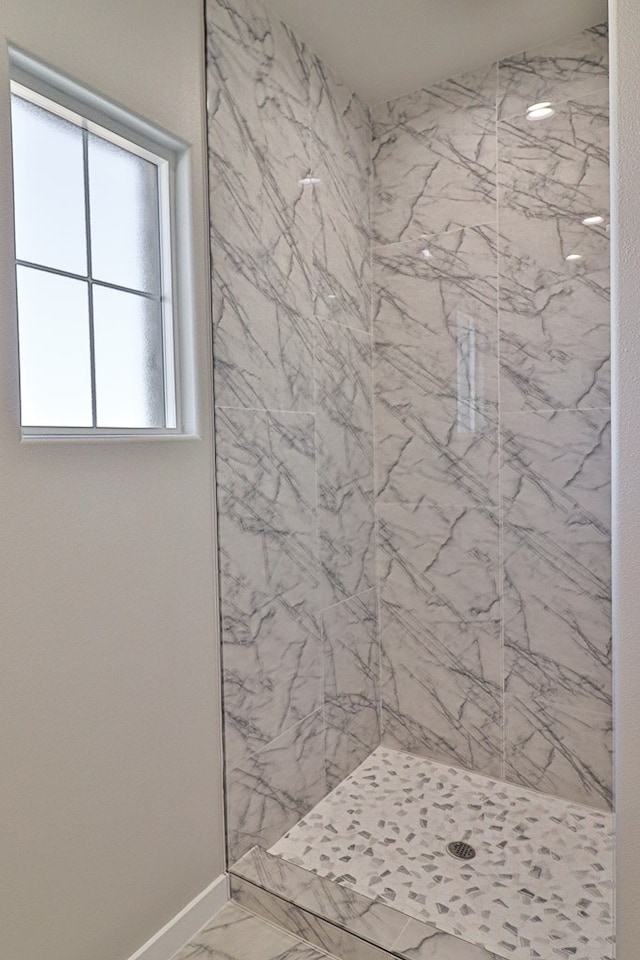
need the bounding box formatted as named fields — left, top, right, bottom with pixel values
left=15, top=259, right=162, bottom=302
left=82, top=128, right=98, bottom=429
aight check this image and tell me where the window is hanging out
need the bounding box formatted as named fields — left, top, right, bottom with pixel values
left=9, top=62, right=182, bottom=436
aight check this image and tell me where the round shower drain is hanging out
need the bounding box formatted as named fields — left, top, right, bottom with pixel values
left=446, top=840, right=476, bottom=861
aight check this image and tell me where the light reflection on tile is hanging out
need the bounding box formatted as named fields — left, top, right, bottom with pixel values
left=498, top=22, right=608, bottom=120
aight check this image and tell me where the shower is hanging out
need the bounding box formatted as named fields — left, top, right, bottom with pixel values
left=207, top=0, right=613, bottom=957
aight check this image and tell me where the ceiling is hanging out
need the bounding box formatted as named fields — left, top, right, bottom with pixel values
left=265, top=0, right=608, bottom=105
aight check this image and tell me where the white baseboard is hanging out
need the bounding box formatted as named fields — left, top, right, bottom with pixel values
left=126, top=873, right=229, bottom=960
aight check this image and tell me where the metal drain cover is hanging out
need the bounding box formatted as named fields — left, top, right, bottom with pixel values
left=446, top=840, right=476, bottom=861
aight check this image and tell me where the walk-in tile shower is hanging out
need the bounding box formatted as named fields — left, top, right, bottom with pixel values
left=206, top=0, right=612, bottom=956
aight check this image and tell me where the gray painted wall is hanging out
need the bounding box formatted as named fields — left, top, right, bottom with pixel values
left=611, top=0, right=640, bottom=954
left=0, top=2, right=225, bottom=959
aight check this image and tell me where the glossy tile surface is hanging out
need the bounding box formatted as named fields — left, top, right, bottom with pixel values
left=322, top=589, right=379, bottom=790
left=378, top=500, right=500, bottom=623
left=315, top=321, right=376, bottom=605
left=231, top=856, right=502, bottom=960
left=227, top=710, right=325, bottom=863
left=216, top=408, right=321, bottom=771
left=498, top=23, right=608, bottom=120
left=172, top=902, right=329, bottom=960
left=311, top=54, right=371, bottom=330
left=271, top=746, right=615, bottom=960
left=207, top=0, right=314, bottom=412
left=207, top=0, right=378, bottom=865
left=372, top=66, right=497, bottom=244
left=379, top=582, right=502, bottom=776
left=371, top=21, right=611, bottom=806
left=501, top=408, right=611, bottom=736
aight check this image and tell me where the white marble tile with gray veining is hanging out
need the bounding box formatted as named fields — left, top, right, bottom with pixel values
left=173, top=901, right=328, bottom=960
left=310, top=55, right=372, bottom=330
left=392, top=920, right=502, bottom=960
left=375, top=402, right=498, bottom=510
left=311, top=179, right=371, bottom=331
left=501, top=409, right=611, bottom=716
left=227, top=710, right=325, bottom=864
left=504, top=694, right=613, bottom=810
left=231, top=876, right=398, bottom=960
left=318, top=480, right=376, bottom=609
left=216, top=408, right=321, bottom=771
left=378, top=500, right=500, bottom=624
left=207, top=0, right=316, bottom=411
left=501, top=408, right=610, bottom=541
left=373, top=227, right=499, bottom=419
left=322, top=589, right=380, bottom=790
left=503, top=528, right=611, bottom=718
left=232, top=846, right=409, bottom=950
left=497, top=85, right=610, bottom=412
left=499, top=89, right=609, bottom=228
left=315, top=321, right=376, bottom=604
left=315, top=321, right=374, bottom=490
left=498, top=220, right=610, bottom=413
left=380, top=581, right=502, bottom=775
left=498, top=22, right=609, bottom=121
left=373, top=226, right=499, bottom=508
left=372, top=65, right=497, bottom=245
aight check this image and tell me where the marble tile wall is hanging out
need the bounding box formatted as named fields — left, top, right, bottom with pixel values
left=206, top=0, right=379, bottom=863
left=372, top=23, right=612, bottom=809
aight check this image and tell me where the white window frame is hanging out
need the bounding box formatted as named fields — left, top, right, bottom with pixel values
left=9, top=47, right=192, bottom=439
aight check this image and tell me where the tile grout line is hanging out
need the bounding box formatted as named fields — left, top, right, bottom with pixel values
left=308, top=84, right=328, bottom=805
left=369, top=103, right=385, bottom=751
left=495, top=60, right=507, bottom=784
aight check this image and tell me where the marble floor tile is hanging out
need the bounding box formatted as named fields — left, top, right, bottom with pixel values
left=498, top=23, right=608, bottom=121
left=378, top=500, right=500, bottom=623
left=172, top=901, right=328, bottom=960
left=227, top=710, right=325, bottom=864
left=392, top=920, right=501, bottom=960
left=380, top=581, right=502, bottom=775
left=504, top=695, right=612, bottom=810
left=322, top=589, right=380, bottom=790
left=270, top=746, right=614, bottom=960
left=372, top=65, right=497, bottom=244
left=216, top=408, right=321, bottom=769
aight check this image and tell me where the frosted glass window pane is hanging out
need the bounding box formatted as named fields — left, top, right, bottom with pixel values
left=17, top=266, right=92, bottom=427
left=88, top=134, right=161, bottom=294
left=93, top=287, right=164, bottom=428
left=11, top=95, right=87, bottom=275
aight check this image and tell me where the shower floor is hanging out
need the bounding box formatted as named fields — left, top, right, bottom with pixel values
left=269, top=746, right=614, bottom=960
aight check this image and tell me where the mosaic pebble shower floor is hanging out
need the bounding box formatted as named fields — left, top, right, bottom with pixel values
left=270, top=746, right=615, bottom=960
